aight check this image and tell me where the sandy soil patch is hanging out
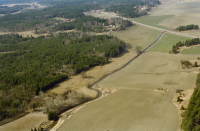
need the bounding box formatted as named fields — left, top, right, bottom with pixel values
left=0, top=112, right=47, bottom=131
left=172, top=88, right=195, bottom=131
left=154, top=88, right=169, bottom=92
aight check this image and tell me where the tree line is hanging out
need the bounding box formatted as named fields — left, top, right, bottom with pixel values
left=175, top=24, right=199, bottom=32
left=105, top=0, right=160, bottom=18
left=170, top=38, right=199, bottom=54
left=181, top=72, right=200, bottom=131
left=0, top=32, right=126, bottom=122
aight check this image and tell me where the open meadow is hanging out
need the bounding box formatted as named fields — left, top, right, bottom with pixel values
left=181, top=45, right=200, bottom=54
left=112, top=25, right=161, bottom=51
left=130, top=15, right=174, bottom=30
left=58, top=52, right=198, bottom=131
left=148, top=33, right=190, bottom=53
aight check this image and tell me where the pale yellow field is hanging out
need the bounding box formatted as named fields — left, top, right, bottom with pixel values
left=84, top=10, right=114, bottom=19
left=0, top=112, right=47, bottom=131
left=59, top=52, right=198, bottom=131
left=112, top=25, right=161, bottom=51
left=180, top=30, right=200, bottom=37
left=152, top=0, right=200, bottom=30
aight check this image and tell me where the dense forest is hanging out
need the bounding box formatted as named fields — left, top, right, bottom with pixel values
left=0, top=32, right=126, bottom=121
left=170, top=38, right=199, bottom=54
left=176, top=24, right=199, bottom=32
left=0, top=0, right=159, bottom=31
left=181, top=73, right=200, bottom=131
left=0, top=2, right=99, bottom=31
left=52, top=16, right=107, bottom=33
left=105, top=0, right=160, bottom=18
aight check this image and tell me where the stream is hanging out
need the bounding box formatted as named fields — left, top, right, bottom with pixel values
left=90, top=32, right=165, bottom=99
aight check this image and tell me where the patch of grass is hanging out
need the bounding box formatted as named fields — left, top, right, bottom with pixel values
left=130, top=15, right=174, bottom=30
left=181, top=46, right=200, bottom=54
left=112, top=24, right=161, bottom=51
left=148, top=33, right=190, bottom=53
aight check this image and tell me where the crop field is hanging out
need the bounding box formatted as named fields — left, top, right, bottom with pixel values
left=181, top=46, right=200, bottom=54
left=130, top=15, right=174, bottom=30
left=148, top=33, right=190, bottom=53
left=179, top=30, right=200, bottom=37
left=162, top=13, right=200, bottom=28
left=58, top=52, right=198, bottom=131
left=112, top=25, right=161, bottom=51
left=0, top=112, right=47, bottom=131
left=157, top=1, right=200, bottom=31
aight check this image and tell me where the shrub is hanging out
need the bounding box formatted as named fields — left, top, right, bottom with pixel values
left=177, top=96, right=181, bottom=102
left=194, top=61, right=198, bottom=67
left=48, top=111, right=58, bottom=121
left=181, top=105, right=185, bottom=110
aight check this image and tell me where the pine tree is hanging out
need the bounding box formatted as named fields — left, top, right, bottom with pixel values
left=194, top=61, right=198, bottom=67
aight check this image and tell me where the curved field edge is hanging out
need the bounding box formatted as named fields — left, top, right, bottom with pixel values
left=147, top=33, right=190, bottom=53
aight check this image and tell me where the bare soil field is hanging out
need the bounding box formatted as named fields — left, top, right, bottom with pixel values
left=58, top=52, right=198, bottom=131
left=0, top=112, right=47, bottom=131
left=112, top=25, right=161, bottom=51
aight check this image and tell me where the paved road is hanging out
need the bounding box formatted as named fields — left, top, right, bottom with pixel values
left=102, top=12, right=198, bottom=38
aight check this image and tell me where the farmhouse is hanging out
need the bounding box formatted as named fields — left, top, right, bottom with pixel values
left=65, top=19, right=71, bottom=22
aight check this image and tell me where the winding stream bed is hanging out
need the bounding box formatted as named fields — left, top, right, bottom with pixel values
left=90, top=32, right=165, bottom=99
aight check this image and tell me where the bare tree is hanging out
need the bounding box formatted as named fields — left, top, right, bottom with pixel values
left=45, top=97, right=54, bottom=108
left=54, top=95, right=64, bottom=106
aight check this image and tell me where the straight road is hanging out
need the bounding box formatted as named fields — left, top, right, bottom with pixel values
left=102, top=12, right=198, bottom=38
